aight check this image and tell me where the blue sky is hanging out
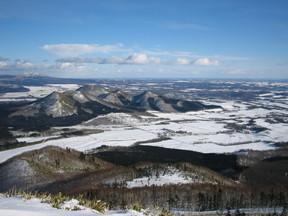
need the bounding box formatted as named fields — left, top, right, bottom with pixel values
left=0, top=0, right=288, bottom=79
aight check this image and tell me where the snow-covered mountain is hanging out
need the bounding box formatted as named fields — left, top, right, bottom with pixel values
left=100, top=90, right=133, bottom=107
left=131, top=90, right=217, bottom=112
left=8, top=85, right=220, bottom=128
left=10, top=92, right=77, bottom=118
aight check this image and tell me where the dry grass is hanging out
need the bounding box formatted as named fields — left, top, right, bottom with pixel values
left=3, top=189, right=108, bottom=212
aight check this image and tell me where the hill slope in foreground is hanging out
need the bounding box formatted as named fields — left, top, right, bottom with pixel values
left=0, top=145, right=288, bottom=211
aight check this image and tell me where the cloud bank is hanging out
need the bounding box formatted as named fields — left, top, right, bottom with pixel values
left=1, top=43, right=257, bottom=78
left=42, top=43, right=222, bottom=66
left=56, top=54, right=219, bottom=66
left=42, top=43, right=125, bottom=57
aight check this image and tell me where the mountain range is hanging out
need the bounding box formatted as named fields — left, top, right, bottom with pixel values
left=8, top=85, right=220, bottom=129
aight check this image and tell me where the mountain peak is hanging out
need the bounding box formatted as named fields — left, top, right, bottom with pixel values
left=42, top=91, right=62, bottom=101
left=78, top=85, right=109, bottom=95
left=133, top=90, right=159, bottom=102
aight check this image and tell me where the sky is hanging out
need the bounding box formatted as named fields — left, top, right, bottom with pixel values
left=0, top=0, right=288, bottom=79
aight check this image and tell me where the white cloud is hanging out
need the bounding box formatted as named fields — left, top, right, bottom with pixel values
left=14, top=60, right=34, bottom=68
left=40, top=44, right=238, bottom=67
left=0, top=58, right=34, bottom=70
left=176, top=57, right=191, bottom=65
left=0, top=61, right=9, bottom=68
left=124, top=53, right=160, bottom=64
left=58, top=62, right=75, bottom=69
left=125, top=53, right=149, bottom=64
left=42, top=43, right=125, bottom=57
left=194, top=58, right=219, bottom=66
left=55, top=62, right=87, bottom=72
left=0, top=57, right=10, bottom=68
left=57, top=53, right=161, bottom=65
left=176, top=57, right=220, bottom=66
left=1, top=55, right=287, bottom=79
left=56, top=55, right=221, bottom=66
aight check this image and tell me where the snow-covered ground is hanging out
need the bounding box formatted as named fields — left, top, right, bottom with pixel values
left=0, top=84, right=80, bottom=102
left=0, top=127, right=158, bottom=163
left=0, top=98, right=287, bottom=163
left=126, top=167, right=214, bottom=188
left=0, top=195, right=146, bottom=216
left=0, top=195, right=284, bottom=216
left=0, top=81, right=287, bottom=163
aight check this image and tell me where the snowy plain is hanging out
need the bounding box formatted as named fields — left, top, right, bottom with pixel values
left=0, top=84, right=80, bottom=102
left=0, top=81, right=287, bottom=163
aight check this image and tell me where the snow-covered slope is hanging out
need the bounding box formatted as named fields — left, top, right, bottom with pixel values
left=131, top=91, right=218, bottom=112
left=126, top=166, right=216, bottom=188
left=78, top=85, right=110, bottom=99
left=0, top=146, right=113, bottom=191
left=10, top=92, right=78, bottom=118
left=0, top=195, right=147, bottom=216
left=131, top=91, right=175, bottom=112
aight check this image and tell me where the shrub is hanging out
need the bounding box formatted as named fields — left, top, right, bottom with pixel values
left=50, top=192, right=66, bottom=209
left=22, top=191, right=34, bottom=200
left=159, top=209, right=173, bottom=216
left=85, top=199, right=108, bottom=213
left=132, top=203, right=142, bottom=212
left=2, top=190, right=108, bottom=213
left=39, top=193, right=52, bottom=203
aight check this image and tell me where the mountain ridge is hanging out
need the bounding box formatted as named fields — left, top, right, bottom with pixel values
left=8, top=85, right=221, bottom=129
